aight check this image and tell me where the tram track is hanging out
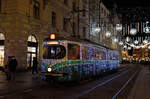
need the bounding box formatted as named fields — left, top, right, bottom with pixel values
left=75, top=65, right=141, bottom=99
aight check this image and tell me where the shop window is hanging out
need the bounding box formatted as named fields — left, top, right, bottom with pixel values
left=68, top=43, right=80, bottom=60
left=0, top=33, right=5, bottom=67
left=27, top=35, right=37, bottom=43
left=0, top=33, right=4, bottom=40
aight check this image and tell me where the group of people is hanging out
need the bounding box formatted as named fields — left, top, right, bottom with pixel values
left=5, top=56, right=38, bottom=81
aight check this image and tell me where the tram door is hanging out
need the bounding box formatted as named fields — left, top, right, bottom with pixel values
left=27, top=35, right=38, bottom=70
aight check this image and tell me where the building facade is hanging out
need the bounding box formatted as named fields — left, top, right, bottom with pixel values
left=0, top=0, right=90, bottom=70
left=0, top=0, right=120, bottom=70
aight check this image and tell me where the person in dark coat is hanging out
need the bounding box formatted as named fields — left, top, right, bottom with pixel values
left=32, top=57, right=38, bottom=75
left=5, top=56, right=12, bottom=80
left=8, top=56, right=18, bottom=80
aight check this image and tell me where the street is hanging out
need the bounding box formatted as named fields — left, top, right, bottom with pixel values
left=0, top=64, right=140, bottom=99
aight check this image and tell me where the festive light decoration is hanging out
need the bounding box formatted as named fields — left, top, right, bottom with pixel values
left=141, top=45, right=145, bottom=48
left=126, top=37, right=130, bottom=42
left=134, top=40, right=138, bottom=44
left=128, top=47, right=131, bottom=50
left=123, top=45, right=127, bottom=49
left=119, top=41, right=123, bottom=46
left=106, top=31, right=111, bottom=37
left=143, top=40, right=148, bottom=44
left=144, top=27, right=150, bottom=33
left=116, top=24, right=122, bottom=31
left=113, top=38, right=118, bottom=43
left=94, top=27, right=101, bottom=33
left=130, top=28, right=137, bottom=35
left=148, top=45, right=150, bottom=49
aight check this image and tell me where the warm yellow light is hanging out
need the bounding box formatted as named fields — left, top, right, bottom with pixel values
left=47, top=41, right=59, bottom=45
left=50, top=34, right=55, bottom=40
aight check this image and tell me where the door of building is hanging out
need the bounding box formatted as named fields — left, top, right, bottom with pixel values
left=27, top=35, right=38, bottom=70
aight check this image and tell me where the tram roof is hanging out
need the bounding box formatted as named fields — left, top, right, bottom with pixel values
left=44, top=37, right=116, bottom=51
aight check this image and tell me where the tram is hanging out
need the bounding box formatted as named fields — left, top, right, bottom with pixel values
left=41, top=36, right=120, bottom=82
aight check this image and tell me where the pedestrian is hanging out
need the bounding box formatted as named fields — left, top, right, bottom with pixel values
left=8, top=56, right=18, bottom=81
left=32, top=57, right=38, bottom=75
left=5, top=56, right=12, bottom=80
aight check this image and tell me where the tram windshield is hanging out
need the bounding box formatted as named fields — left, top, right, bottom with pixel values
left=43, top=45, right=66, bottom=59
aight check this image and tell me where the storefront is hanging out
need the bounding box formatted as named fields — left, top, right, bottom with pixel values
left=27, top=35, right=38, bottom=70
left=0, top=33, right=4, bottom=68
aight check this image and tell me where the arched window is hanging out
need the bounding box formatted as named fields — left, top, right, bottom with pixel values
left=0, top=33, right=5, bottom=67
left=27, top=35, right=37, bottom=43
left=27, top=35, right=38, bottom=70
left=0, top=33, right=5, bottom=40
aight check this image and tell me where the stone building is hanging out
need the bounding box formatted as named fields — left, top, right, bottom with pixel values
left=0, top=0, right=120, bottom=70
left=0, top=0, right=90, bottom=70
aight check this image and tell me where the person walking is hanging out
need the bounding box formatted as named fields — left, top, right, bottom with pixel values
left=5, top=56, right=12, bottom=80
left=8, top=56, right=18, bottom=81
left=32, top=57, right=38, bottom=75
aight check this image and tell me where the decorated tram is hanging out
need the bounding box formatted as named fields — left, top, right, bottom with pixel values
left=41, top=36, right=120, bottom=82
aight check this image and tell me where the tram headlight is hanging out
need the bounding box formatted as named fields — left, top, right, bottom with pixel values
left=48, top=67, right=52, bottom=72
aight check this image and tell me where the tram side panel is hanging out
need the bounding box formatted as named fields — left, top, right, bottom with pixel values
left=41, top=41, right=120, bottom=82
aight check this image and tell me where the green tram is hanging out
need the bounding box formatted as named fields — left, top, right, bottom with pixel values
left=41, top=38, right=120, bottom=82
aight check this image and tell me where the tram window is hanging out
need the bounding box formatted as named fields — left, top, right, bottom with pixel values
left=68, top=43, right=80, bottom=60
left=43, top=45, right=66, bottom=59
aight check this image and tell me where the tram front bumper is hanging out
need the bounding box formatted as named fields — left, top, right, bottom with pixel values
left=40, top=72, right=68, bottom=77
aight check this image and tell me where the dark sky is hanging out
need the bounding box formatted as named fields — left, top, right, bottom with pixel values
left=102, top=0, right=150, bottom=23
left=103, top=0, right=150, bottom=8
left=114, top=0, right=150, bottom=7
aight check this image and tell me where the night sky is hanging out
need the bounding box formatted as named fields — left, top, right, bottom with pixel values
left=103, top=0, right=150, bottom=8
left=114, top=0, right=150, bottom=7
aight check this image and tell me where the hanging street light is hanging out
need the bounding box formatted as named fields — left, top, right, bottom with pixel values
left=144, top=21, right=150, bottom=33
left=126, top=37, right=130, bottom=42
left=106, top=31, right=111, bottom=37
left=123, top=45, right=127, bottom=49
left=148, top=45, right=150, bottom=49
left=94, top=27, right=101, bottom=33
left=113, top=38, right=118, bottom=43
left=128, top=47, right=131, bottom=50
left=116, top=24, right=122, bottom=31
left=119, top=41, right=123, bottom=46
left=143, top=40, right=148, bottom=44
left=130, top=28, right=137, bottom=35
left=134, top=40, right=138, bottom=45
